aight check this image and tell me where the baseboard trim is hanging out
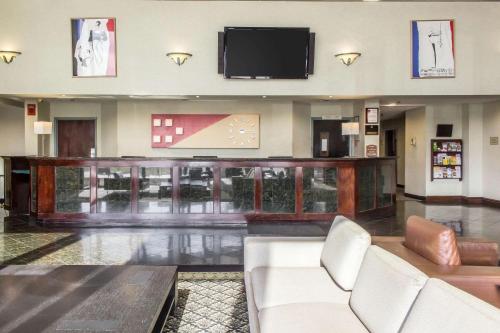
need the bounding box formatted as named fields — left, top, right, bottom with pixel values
left=425, top=196, right=464, bottom=204
left=404, top=192, right=425, bottom=201
left=404, top=194, right=500, bottom=207
left=483, top=197, right=500, bottom=208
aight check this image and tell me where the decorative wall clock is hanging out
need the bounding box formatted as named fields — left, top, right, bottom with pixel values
left=151, top=114, right=260, bottom=149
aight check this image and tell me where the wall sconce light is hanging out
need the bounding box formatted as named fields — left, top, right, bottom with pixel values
left=166, top=52, right=192, bottom=66
left=34, top=121, right=53, bottom=157
left=0, top=50, right=22, bottom=64
left=335, top=52, right=361, bottom=66
left=342, top=121, right=360, bottom=157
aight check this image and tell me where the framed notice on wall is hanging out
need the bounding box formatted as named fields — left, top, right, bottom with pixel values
left=365, top=108, right=379, bottom=124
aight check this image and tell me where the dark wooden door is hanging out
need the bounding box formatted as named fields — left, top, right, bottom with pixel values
left=313, top=120, right=349, bottom=158
left=57, top=120, right=96, bottom=157
left=385, top=129, right=396, bottom=156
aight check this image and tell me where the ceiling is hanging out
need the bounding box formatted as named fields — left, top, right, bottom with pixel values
left=151, top=0, right=498, bottom=2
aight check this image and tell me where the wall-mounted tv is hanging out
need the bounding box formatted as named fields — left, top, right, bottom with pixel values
left=436, top=124, right=453, bottom=137
left=221, top=27, right=314, bottom=79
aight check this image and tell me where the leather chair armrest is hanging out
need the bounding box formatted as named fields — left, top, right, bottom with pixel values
left=456, top=238, right=499, bottom=266
left=244, top=236, right=325, bottom=272
left=371, top=236, right=405, bottom=244
left=431, top=265, right=500, bottom=308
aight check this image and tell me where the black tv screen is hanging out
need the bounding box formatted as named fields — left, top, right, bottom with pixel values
left=436, top=124, right=453, bottom=137
left=223, top=27, right=310, bottom=79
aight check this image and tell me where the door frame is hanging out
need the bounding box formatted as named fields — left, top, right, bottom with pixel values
left=54, top=117, right=98, bottom=157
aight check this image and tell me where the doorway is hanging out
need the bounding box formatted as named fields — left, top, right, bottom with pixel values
left=385, top=129, right=397, bottom=157
left=56, top=119, right=96, bottom=157
left=312, top=120, right=349, bottom=158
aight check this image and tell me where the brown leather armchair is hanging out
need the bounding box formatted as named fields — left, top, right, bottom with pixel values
left=373, top=215, right=500, bottom=308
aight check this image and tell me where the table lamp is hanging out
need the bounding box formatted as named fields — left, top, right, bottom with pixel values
left=341, top=122, right=360, bottom=157
left=34, top=121, right=53, bottom=156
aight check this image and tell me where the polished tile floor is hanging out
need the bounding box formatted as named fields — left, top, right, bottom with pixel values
left=1, top=194, right=500, bottom=268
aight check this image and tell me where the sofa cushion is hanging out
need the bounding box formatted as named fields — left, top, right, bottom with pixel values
left=320, top=215, right=371, bottom=290
left=250, top=267, right=350, bottom=310
left=401, top=278, right=500, bottom=333
left=259, top=302, right=368, bottom=333
left=350, top=246, right=428, bottom=333
left=404, top=215, right=461, bottom=265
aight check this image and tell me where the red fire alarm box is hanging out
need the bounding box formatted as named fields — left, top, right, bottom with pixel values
left=26, top=104, right=37, bottom=116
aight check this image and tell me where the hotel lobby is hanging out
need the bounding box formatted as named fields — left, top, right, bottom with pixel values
left=1, top=0, right=500, bottom=332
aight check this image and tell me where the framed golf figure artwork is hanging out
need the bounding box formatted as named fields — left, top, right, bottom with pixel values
left=411, top=19, right=455, bottom=78
left=71, top=18, right=117, bottom=77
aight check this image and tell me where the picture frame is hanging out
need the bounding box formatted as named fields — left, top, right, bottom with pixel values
left=71, top=17, right=117, bottom=77
left=411, top=19, right=455, bottom=79
left=365, top=108, right=379, bottom=124
left=365, top=125, right=379, bottom=135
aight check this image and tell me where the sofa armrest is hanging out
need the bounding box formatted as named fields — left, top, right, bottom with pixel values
left=431, top=265, right=500, bottom=308
left=244, top=236, right=326, bottom=272
left=456, top=238, right=499, bottom=266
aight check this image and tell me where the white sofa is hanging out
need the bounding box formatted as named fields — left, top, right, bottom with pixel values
left=244, top=216, right=500, bottom=333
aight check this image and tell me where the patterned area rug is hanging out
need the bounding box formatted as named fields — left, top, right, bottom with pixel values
left=165, top=272, right=249, bottom=333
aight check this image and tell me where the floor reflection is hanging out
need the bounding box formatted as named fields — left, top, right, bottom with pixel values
left=1, top=195, right=499, bottom=267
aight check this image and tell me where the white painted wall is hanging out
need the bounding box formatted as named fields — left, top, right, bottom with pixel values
left=362, top=100, right=380, bottom=157
left=292, top=102, right=312, bottom=158
left=115, top=100, right=297, bottom=158
left=0, top=105, right=26, bottom=157
left=310, top=102, right=354, bottom=119
left=405, top=108, right=427, bottom=197
left=2, top=1, right=500, bottom=96
left=425, top=104, right=463, bottom=196
left=0, top=105, right=25, bottom=200
left=482, top=102, right=500, bottom=201
left=462, top=104, right=483, bottom=198
left=101, top=102, right=118, bottom=157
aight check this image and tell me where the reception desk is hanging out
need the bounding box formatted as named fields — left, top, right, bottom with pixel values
left=6, top=156, right=395, bottom=226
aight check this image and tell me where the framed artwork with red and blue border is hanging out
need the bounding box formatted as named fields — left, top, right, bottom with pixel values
left=412, top=20, right=455, bottom=79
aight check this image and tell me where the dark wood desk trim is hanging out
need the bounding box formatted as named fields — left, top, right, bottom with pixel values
left=11, top=156, right=396, bottom=226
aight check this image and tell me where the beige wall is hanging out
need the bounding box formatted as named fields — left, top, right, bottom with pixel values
left=101, top=102, right=118, bottom=156
left=2, top=1, right=500, bottom=96
left=292, top=102, right=312, bottom=158
left=405, top=108, right=427, bottom=196
left=0, top=105, right=25, bottom=157
left=425, top=104, right=464, bottom=196
left=0, top=104, right=25, bottom=198
left=482, top=102, right=500, bottom=201
left=115, top=100, right=298, bottom=158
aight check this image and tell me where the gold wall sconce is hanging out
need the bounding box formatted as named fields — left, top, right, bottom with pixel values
left=335, top=52, right=361, bottom=66
left=0, top=51, right=22, bottom=64
left=166, top=52, right=192, bottom=66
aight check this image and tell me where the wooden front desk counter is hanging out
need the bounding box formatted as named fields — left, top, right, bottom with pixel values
left=7, top=156, right=396, bottom=226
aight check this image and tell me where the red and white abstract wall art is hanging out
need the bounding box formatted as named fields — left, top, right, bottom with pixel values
left=151, top=114, right=260, bottom=149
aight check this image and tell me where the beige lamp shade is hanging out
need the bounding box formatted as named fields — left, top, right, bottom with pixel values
left=342, top=122, right=360, bottom=136
left=34, top=121, right=53, bottom=135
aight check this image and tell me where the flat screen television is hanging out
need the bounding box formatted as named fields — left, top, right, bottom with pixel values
left=436, top=124, right=453, bottom=137
left=223, top=27, right=312, bottom=79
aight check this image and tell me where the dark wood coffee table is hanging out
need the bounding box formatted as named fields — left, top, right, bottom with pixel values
left=0, top=265, right=178, bottom=333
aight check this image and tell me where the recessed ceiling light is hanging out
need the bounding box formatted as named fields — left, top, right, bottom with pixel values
left=262, top=95, right=267, bottom=99
left=329, top=96, right=333, bottom=98
left=195, top=95, right=200, bottom=98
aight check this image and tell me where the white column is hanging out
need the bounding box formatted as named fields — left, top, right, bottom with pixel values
left=24, top=99, right=38, bottom=156
left=363, top=100, right=380, bottom=157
